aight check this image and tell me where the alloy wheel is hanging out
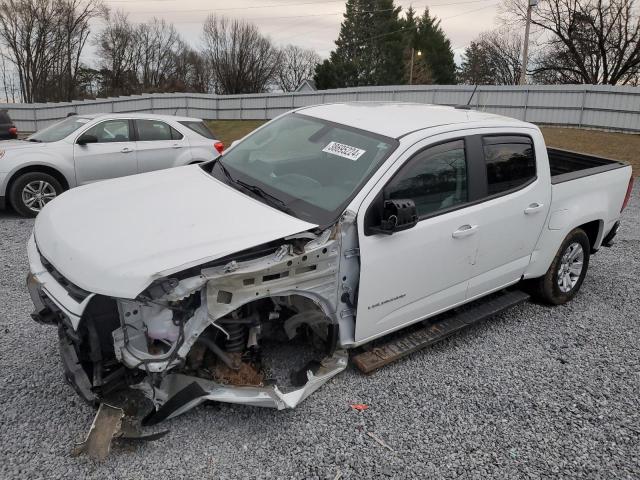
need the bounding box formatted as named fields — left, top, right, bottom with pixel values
left=557, top=242, right=584, bottom=293
left=21, top=180, right=57, bottom=213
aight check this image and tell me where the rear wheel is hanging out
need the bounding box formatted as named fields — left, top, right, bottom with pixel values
left=530, top=228, right=590, bottom=305
left=9, top=172, right=63, bottom=217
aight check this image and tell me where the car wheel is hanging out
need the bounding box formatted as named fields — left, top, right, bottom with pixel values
left=9, top=172, right=64, bottom=217
left=531, top=228, right=591, bottom=305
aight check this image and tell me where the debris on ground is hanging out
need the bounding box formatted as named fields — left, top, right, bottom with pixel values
left=366, top=431, right=394, bottom=452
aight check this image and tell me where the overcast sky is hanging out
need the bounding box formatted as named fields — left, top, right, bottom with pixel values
left=101, top=0, right=502, bottom=60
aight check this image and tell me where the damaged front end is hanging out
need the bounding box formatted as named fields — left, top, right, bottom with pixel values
left=53, top=216, right=358, bottom=425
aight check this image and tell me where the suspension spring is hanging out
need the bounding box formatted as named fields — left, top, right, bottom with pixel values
left=225, top=323, right=247, bottom=352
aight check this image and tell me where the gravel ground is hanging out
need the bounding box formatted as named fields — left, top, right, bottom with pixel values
left=1, top=190, right=639, bottom=480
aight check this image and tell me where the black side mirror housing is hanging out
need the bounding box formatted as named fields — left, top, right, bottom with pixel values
left=77, top=134, right=98, bottom=146
left=368, top=199, right=418, bottom=235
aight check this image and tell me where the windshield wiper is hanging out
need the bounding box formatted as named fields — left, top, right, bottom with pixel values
left=234, top=178, right=296, bottom=216
left=215, top=157, right=235, bottom=184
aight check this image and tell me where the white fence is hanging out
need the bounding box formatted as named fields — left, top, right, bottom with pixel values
left=2, top=84, right=640, bottom=133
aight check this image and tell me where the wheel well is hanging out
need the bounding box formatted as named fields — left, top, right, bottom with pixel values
left=7, top=165, right=70, bottom=197
left=576, top=220, right=602, bottom=253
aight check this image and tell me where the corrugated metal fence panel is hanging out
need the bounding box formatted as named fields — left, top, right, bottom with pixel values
left=2, top=85, right=639, bottom=132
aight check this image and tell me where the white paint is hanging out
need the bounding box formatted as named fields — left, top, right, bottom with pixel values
left=33, top=165, right=316, bottom=299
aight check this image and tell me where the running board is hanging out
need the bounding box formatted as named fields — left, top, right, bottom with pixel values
left=352, top=290, right=530, bottom=374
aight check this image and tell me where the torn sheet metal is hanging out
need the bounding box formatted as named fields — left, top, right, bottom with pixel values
left=72, top=400, right=169, bottom=460
left=72, top=403, right=124, bottom=460
left=143, top=349, right=349, bottom=424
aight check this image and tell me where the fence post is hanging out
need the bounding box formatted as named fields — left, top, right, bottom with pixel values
left=32, top=106, right=38, bottom=132
left=523, top=87, right=530, bottom=121
left=578, top=87, right=588, bottom=128
left=185, top=96, right=190, bottom=117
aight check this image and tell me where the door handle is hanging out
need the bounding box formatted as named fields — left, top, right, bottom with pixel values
left=524, top=202, right=544, bottom=214
left=452, top=224, right=479, bottom=238
left=172, top=144, right=182, bottom=149
left=120, top=147, right=133, bottom=154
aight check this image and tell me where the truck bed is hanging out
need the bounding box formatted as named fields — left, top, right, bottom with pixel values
left=548, top=148, right=628, bottom=184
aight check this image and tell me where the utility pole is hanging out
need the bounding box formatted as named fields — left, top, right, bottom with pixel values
left=409, top=48, right=422, bottom=85
left=520, top=0, right=538, bottom=85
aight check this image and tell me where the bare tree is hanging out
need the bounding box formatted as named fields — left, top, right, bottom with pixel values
left=459, top=29, right=522, bottom=85
left=54, top=0, right=104, bottom=100
left=277, top=44, right=320, bottom=92
left=137, top=18, right=182, bottom=91
left=95, top=10, right=140, bottom=96
left=502, top=0, right=640, bottom=85
left=0, top=0, right=102, bottom=102
left=1, top=51, right=19, bottom=102
left=173, top=45, right=211, bottom=93
left=202, top=15, right=282, bottom=94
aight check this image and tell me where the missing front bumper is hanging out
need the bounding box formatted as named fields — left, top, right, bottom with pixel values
left=143, top=349, right=349, bottom=425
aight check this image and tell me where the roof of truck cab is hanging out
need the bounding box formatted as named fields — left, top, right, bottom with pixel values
left=75, top=112, right=203, bottom=122
left=297, top=102, right=529, bottom=139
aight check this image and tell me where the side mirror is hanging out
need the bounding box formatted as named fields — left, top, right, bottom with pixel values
left=369, top=199, right=418, bottom=235
left=77, top=133, right=98, bottom=146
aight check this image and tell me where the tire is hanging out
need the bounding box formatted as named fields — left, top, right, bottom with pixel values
left=530, top=228, right=591, bottom=305
left=9, top=172, right=64, bottom=218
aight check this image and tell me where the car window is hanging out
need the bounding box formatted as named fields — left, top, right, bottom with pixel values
left=171, top=127, right=183, bottom=140
left=385, top=140, right=468, bottom=217
left=136, top=119, right=175, bottom=141
left=28, top=116, right=92, bottom=143
left=179, top=121, right=215, bottom=139
left=0, top=111, right=11, bottom=124
left=483, top=136, right=536, bottom=195
left=83, top=120, right=131, bottom=143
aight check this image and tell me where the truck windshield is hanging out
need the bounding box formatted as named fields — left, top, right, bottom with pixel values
left=217, top=113, right=398, bottom=225
left=27, top=116, right=91, bottom=143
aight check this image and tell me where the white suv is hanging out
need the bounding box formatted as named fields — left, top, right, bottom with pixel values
left=0, top=113, right=223, bottom=216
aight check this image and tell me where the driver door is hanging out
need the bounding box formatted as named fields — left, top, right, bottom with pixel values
left=74, top=119, right=138, bottom=185
left=355, top=136, right=481, bottom=343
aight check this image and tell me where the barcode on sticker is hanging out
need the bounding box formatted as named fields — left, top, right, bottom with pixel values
left=322, top=141, right=366, bottom=161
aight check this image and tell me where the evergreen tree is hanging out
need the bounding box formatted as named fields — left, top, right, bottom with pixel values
left=408, top=9, right=456, bottom=85
left=458, top=42, right=494, bottom=85
left=314, top=0, right=404, bottom=89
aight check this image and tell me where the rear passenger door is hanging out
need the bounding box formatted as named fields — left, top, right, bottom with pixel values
left=134, top=119, right=189, bottom=173
left=467, top=134, right=551, bottom=299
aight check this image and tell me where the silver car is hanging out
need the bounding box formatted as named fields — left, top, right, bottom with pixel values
left=0, top=113, right=224, bottom=217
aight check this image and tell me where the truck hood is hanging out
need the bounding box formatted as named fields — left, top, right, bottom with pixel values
left=34, top=165, right=317, bottom=298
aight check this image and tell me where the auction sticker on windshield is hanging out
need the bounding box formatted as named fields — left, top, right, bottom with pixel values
left=322, top=141, right=366, bottom=161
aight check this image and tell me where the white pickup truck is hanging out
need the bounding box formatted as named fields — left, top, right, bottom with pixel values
left=26, top=103, right=633, bottom=425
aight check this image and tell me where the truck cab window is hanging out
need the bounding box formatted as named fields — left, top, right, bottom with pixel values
left=386, top=140, right=468, bottom=217
left=483, top=136, right=536, bottom=195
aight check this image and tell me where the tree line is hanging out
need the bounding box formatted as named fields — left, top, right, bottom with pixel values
left=1, top=0, right=639, bottom=103
left=0, top=0, right=321, bottom=102
left=459, top=0, right=640, bottom=86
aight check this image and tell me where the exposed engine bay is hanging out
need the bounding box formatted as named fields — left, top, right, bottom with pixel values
left=55, top=211, right=359, bottom=427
